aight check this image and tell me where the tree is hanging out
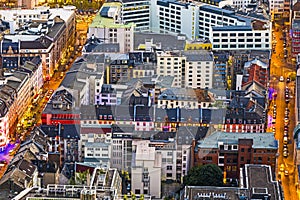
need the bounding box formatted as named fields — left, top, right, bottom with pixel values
left=183, top=164, right=223, bottom=186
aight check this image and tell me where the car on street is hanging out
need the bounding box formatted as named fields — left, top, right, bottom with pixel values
left=280, top=164, right=285, bottom=172
left=283, top=136, right=289, bottom=144
left=286, top=77, right=290, bottom=83
left=283, top=149, right=289, bottom=157
left=280, top=76, right=284, bottom=82
left=284, top=170, right=289, bottom=176
left=285, top=110, right=289, bottom=115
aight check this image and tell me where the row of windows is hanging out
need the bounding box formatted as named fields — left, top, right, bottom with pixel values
left=159, top=11, right=181, bottom=19
left=159, top=25, right=181, bottom=33
left=199, top=13, right=235, bottom=24
left=213, top=44, right=269, bottom=48
left=159, top=21, right=181, bottom=29
left=213, top=38, right=268, bottom=43
left=213, top=32, right=268, bottom=37
left=159, top=7, right=181, bottom=15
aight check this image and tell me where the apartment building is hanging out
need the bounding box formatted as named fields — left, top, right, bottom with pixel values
left=156, top=51, right=186, bottom=88
left=213, top=52, right=229, bottom=89
left=84, top=142, right=111, bottom=162
left=58, top=55, right=104, bottom=106
left=292, top=19, right=300, bottom=57
left=131, top=140, right=162, bottom=198
left=0, top=7, right=76, bottom=79
left=157, top=88, right=214, bottom=109
left=183, top=50, right=214, bottom=89
left=202, top=5, right=271, bottom=51
left=105, top=53, right=132, bottom=84
left=0, top=57, right=43, bottom=148
left=195, top=132, right=278, bottom=179
left=110, top=125, right=134, bottom=171
left=269, top=0, right=285, bottom=16
left=96, top=84, right=118, bottom=105
left=199, top=5, right=244, bottom=39
left=156, top=50, right=214, bottom=89
left=150, top=0, right=199, bottom=39
left=211, top=25, right=271, bottom=51
left=242, top=59, right=268, bottom=88
left=88, top=2, right=135, bottom=53
left=121, top=0, right=151, bottom=31
left=0, top=85, right=17, bottom=151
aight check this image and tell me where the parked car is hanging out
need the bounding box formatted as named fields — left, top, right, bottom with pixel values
left=280, top=76, right=284, bottom=82
left=283, top=136, right=288, bottom=144
left=283, top=149, right=289, bottom=157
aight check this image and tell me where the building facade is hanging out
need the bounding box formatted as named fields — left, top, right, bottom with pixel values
left=121, top=0, right=151, bottom=31
left=195, top=132, right=278, bottom=179
left=88, top=2, right=135, bottom=53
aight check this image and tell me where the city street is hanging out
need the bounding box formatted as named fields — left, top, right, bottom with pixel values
left=0, top=13, right=93, bottom=179
left=270, top=21, right=298, bottom=199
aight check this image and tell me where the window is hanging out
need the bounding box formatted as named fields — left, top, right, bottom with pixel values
left=241, top=148, right=245, bottom=152
left=232, top=166, right=237, bottom=171
left=167, top=166, right=172, bottom=170
left=206, top=156, right=212, bottom=160
left=135, top=189, right=140, bottom=194
left=241, top=157, right=244, bottom=161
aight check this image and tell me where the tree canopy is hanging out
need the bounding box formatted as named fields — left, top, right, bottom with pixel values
left=183, top=164, right=223, bottom=186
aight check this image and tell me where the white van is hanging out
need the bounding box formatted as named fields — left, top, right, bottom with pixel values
left=283, top=136, right=288, bottom=144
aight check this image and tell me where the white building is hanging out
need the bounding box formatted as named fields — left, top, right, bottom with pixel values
left=210, top=25, right=271, bottom=50
left=198, top=5, right=245, bottom=39
left=183, top=50, right=214, bottom=89
left=150, top=0, right=199, bottom=40
left=131, top=140, right=161, bottom=198
left=110, top=128, right=134, bottom=171
left=88, top=2, right=135, bottom=53
left=0, top=6, right=75, bottom=35
left=157, top=88, right=214, bottom=109
left=84, top=142, right=111, bottom=161
left=156, top=51, right=186, bottom=88
left=121, top=0, right=151, bottom=31
left=21, top=59, right=44, bottom=98
left=156, top=50, right=214, bottom=88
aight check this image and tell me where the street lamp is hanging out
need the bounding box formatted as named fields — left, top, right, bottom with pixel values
left=133, top=104, right=144, bottom=122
